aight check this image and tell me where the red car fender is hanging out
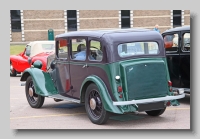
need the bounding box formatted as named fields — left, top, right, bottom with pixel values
left=31, top=52, right=53, bottom=72
left=11, top=50, right=31, bottom=72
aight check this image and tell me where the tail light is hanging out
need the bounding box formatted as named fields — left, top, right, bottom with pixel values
left=165, top=101, right=171, bottom=106
left=168, top=81, right=172, bottom=86
left=118, top=86, right=122, bottom=92
left=168, top=81, right=173, bottom=92
left=117, top=86, right=123, bottom=98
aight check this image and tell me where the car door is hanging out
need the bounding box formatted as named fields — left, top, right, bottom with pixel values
left=163, top=32, right=181, bottom=88
left=179, top=31, right=190, bottom=90
left=54, top=38, right=71, bottom=96
left=68, top=37, right=88, bottom=99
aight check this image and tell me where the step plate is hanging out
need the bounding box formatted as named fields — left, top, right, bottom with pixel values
left=48, top=94, right=80, bottom=103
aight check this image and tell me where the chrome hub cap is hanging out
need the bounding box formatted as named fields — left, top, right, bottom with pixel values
left=10, top=65, right=13, bottom=73
left=29, top=88, right=34, bottom=97
left=90, top=98, right=96, bottom=110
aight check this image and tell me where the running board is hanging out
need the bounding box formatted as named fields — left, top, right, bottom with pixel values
left=48, top=94, right=80, bottom=103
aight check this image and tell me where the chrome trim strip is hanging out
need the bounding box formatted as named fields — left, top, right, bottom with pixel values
left=48, top=94, right=80, bottom=103
left=172, top=87, right=190, bottom=93
left=113, top=94, right=185, bottom=106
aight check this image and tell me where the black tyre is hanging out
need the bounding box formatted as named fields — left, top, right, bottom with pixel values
left=10, top=62, right=16, bottom=77
left=25, top=76, right=45, bottom=108
left=145, top=107, right=166, bottom=116
left=85, top=83, right=110, bottom=125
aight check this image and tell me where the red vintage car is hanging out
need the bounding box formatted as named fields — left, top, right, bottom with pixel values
left=10, top=41, right=55, bottom=76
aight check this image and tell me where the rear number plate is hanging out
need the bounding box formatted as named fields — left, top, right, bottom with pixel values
left=138, top=101, right=165, bottom=112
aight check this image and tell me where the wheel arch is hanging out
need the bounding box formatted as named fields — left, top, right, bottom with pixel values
left=80, top=75, right=123, bottom=114
left=20, top=71, right=31, bottom=81
left=20, top=68, right=58, bottom=97
left=80, top=81, right=94, bottom=103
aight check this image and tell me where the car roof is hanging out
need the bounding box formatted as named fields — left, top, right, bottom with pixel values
left=27, top=41, right=55, bottom=46
left=163, top=26, right=190, bottom=33
left=55, top=29, right=165, bottom=63
left=55, top=28, right=151, bottom=39
left=27, top=41, right=55, bottom=57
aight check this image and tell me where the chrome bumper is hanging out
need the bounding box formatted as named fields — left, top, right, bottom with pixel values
left=113, top=93, right=185, bottom=106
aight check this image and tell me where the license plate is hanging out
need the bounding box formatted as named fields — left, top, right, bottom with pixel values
left=137, top=101, right=165, bottom=112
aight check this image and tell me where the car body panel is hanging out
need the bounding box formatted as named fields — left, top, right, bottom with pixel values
left=21, top=68, right=58, bottom=96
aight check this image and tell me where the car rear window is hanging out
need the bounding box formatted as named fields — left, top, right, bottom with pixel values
left=118, top=42, right=159, bottom=57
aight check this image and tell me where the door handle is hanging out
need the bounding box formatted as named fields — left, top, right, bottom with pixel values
left=82, top=64, right=88, bottom=68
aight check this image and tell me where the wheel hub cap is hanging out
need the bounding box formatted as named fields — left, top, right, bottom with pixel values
left=29, top=88, right=34, bottom=97
left=10, top=65, right=13, bottom=73
left=90, top=98, right=96, bottom=110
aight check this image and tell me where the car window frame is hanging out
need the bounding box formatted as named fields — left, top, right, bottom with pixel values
left=55, top=38, right=69, bottom=61
left=163, top=32, right=180, bottom=54
left=117, top=41, right=160, bottom=58
left=69, top=37, right=88, bottom=62
left=87, top=37, right=107, bottom=64
left=181, top=31, right=190, bottom=53
left=88, top=39, right=104, bottom=62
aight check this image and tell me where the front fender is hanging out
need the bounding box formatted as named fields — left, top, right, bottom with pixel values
left=80, top=75, right=123, bottom=114
left=20, top=68, right=58, bottom=96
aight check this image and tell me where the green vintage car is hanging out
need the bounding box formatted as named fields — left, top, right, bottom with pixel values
left=20, top=29, right=185, bottom=125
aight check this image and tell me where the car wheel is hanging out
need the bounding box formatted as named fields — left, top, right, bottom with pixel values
left=145, top=107, right=166, bottom=116
left=10, top=62, right=16, bottom=77
left=85, top=83, right=110, bottom=125
left=25, top=76, right=45, bottom=108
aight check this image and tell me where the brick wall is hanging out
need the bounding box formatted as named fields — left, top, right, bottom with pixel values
left=133, top=10, right=171, bottom=33
left=23, top=10, right=65, bottom=41
left=25, top=31, right=65, bottom=41
left=184, top=10, right=190, bottom=25
left=10, top=10, right=190, bottom=42
left=79, top=10, right=119, bottom=30
left=11, top=32, right=22, bottom=42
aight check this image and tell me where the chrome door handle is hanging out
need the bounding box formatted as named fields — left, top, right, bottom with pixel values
left=82, top=64, right=88, bottom=68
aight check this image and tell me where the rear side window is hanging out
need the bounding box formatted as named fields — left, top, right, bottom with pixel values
left=118, top=42, right=159, bottom=57
left=89, top=40, right=103, bottom=61
left=182, top=33, right=190, bottom=52
left=164, top=33, right=179, bottom=53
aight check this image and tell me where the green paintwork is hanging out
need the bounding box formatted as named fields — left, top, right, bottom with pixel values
left=33, top=60, right=43, bottom=69
left=21, top=68, right=58, bottom=96
left=170, top=99, right=180, bottom=106
left=81, top=57, right=180, bottom=113
left=80, top=75, right=123, bottom=114
left=120, top=59, right=168, bottom=100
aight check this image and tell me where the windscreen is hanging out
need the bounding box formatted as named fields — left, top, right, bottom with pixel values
left=42, top=44, right=55, bottom=50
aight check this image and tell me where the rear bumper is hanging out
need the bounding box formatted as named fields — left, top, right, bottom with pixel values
left=113, top=93, right=185, bottom=106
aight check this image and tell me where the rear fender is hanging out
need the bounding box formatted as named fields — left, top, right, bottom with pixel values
left=80, top=75, right=123, bottom=114
left=20, top=68, right=58, bottom=96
